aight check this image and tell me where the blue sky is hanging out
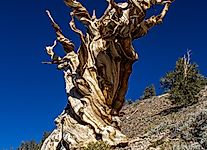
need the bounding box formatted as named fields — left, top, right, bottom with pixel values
left=0, top=0, right=206, bottom=149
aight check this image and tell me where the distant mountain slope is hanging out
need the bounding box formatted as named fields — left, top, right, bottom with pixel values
left=117, top=87, right=207, bottom=150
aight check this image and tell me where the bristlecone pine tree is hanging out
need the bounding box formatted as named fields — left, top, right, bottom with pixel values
left=41, top=0, right=174, bottom=148
left=141, top=84, right=156, bottom=100
left=160, top=51, right=207, bottom=106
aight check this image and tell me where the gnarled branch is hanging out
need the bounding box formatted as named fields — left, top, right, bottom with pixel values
left=46, top=10, right=75, bottom=54
left=64, top=0, right=91, bottom=26
left=132, top=1, right=172, bottom=39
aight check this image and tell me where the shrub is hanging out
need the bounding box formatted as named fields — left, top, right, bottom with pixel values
left=125, top=99, right=133, bottom=105
left=84, top=141, right=111, bottom=150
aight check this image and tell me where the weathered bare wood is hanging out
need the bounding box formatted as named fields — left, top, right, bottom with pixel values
left=64, top=0, right=91, bottom=26
left=41, top=0, right=174, bottom=149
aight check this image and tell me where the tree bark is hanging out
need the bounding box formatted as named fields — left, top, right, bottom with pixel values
left=41, top=0, right=173, bottom=149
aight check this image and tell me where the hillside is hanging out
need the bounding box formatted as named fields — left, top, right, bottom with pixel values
left=117, top=87, right=207, bottom=150
left=17, top=88, right=207, bottom=150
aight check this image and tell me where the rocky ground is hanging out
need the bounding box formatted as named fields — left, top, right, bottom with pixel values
left=115, top=87, right=207, bottom=150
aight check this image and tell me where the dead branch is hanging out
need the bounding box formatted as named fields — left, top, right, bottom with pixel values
left=183, top=50, right=191, bottom=78
left=132, top=1, right=172, bottom=39
left=64, top=0, right=91, bottom=26
left=69, top=12, right=85, bottom=42
left=46, top=10, right=75, bottom=53
left=45, top=40, right=57, bottom=60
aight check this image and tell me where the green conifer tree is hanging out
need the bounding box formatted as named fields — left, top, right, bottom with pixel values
left=39, top=131, right=51, bottom=148
left=18, top=131, right=51, bottom=150
left=141, top=84, right=156, bottom=100
left=17, top=140, right=39, bottom=150
left=160, top=51, right=207, bottom=106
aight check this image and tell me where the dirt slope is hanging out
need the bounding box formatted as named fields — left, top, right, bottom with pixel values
left=117, top=87, right=207, bottom=150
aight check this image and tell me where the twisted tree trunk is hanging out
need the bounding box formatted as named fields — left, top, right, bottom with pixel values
left=41, top=0, right=173, bottom=149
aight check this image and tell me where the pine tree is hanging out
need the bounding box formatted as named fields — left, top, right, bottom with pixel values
left=39, top=131, right=51, bottom=148
left=17, top=140, right=39, bottom=150
left=141, top=84, right=156, bottom=100
left=160, top=51, right=207, bottom=106
left=17, top=131, right=51, bottom=150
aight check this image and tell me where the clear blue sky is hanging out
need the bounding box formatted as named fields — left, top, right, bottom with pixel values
left=0, top=0, right=206, bottom=149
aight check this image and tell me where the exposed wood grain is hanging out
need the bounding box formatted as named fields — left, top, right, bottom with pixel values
left=41, top=0, right=173, bottom=149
